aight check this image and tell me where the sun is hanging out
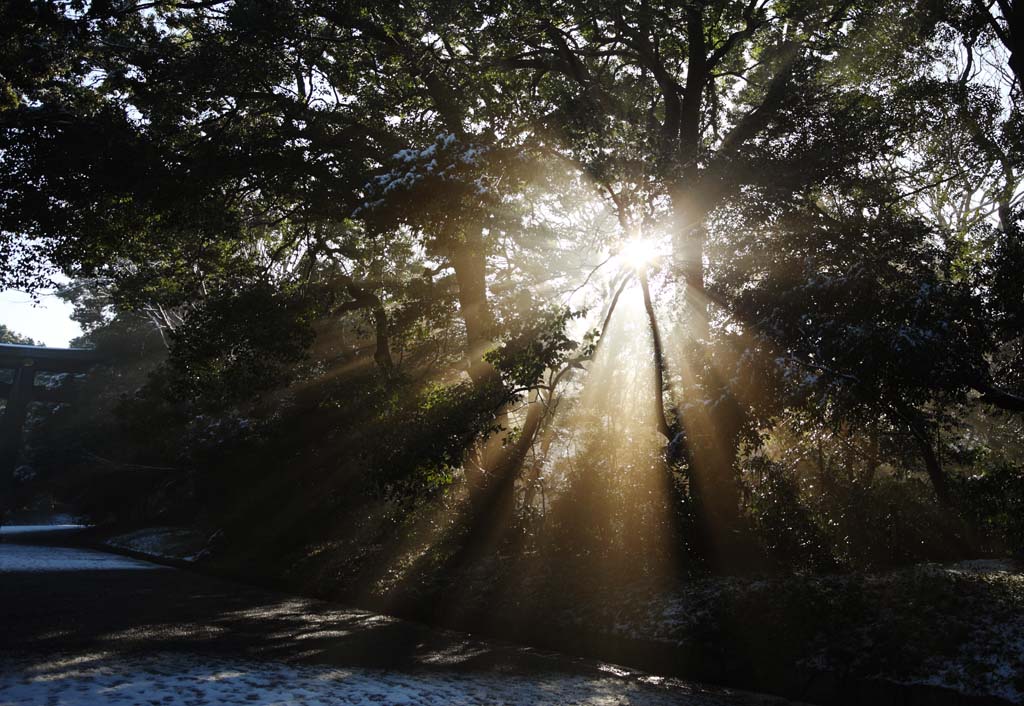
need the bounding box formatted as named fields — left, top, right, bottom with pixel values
left=618, top=237, right=661, bottom=271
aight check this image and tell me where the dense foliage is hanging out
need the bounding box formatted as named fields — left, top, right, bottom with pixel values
left=1, top=0, right=1023, bottom=586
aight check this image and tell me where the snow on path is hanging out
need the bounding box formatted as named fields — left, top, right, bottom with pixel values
left=0, top=524, right=85, bottom=535
left=0, top=542, right=164, bottom=572
left=106, top=526, right=209, bottom=562
left=0, top=652, right=739, bottom=706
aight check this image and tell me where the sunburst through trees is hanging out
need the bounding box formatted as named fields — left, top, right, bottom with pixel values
left=2, top=0, right=1024, bottom=660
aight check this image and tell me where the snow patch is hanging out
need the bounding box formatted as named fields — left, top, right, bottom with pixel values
left=105, top=527, right=210, bottom=563
left=0, top=651, right=737, bottom=705
left=0, top=543, right=163, bottom=572
left=0, top=524, right=86, bottom=535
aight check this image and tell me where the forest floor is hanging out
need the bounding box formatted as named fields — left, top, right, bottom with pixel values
left=562, top=558, right=1024, bottom=703
left=0, top=651, right=773, bottom=706
left=0, top=526, right=797, bottom=706
left=96, top=524, right=1024, bottom=704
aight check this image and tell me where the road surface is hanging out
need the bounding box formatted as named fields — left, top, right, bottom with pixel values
left=0, top=527, right=798, bottom=705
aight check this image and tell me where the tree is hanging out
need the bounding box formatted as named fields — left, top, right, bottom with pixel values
left=470, top=0, right=948, bottom=560
left=961, top=0, right=1024, bottom=84
left=4, top=0, right=1023, bottom=572
left=0, top=324, right=35, bottom=346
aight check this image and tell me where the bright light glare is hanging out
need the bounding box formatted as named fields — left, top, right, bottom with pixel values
left=618, top=237, right=660, bottom=270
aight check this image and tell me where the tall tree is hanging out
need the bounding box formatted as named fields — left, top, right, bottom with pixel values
left=477, top=0, right=940, bottom=558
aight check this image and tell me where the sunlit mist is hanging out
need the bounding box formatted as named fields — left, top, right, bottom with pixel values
left=617, top=237, right=665, bottom=272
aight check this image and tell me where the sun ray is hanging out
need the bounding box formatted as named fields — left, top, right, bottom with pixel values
left=617, top=237, right=666, bottom=272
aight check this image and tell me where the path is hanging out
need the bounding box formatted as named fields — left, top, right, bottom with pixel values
left=0, top=527, right=799, bottom=705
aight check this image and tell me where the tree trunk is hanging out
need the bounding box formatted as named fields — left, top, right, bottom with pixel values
left=816, top=437, right=831, bottom=490
left=842, top=425, right=856, bottom=482
left=863, top=424, right=880, bottom=485
left=670, top=189, right=710, bottom=342
left=449, top=227, right=496, bottom=385
left=370, top=302, right=394, bottom=375
left=687, top=370, right=745, bottom=559
left=426, top=391, right=546, bottom=608
left=448, top=224, right=515, bottom=496
left=340, top=281, right=394, bottom=375
left=912, top=427, right=953, bottom=509
left=1000, top=1, right=1024, bottom=85
left=639, top=268, right=672, bottom=440
left=669, top=186, right=745, bottom=567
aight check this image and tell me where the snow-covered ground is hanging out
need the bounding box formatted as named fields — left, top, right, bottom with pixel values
left=1, top=535, right=792, bottom=705
left=899, top=561, right=1024, bottom=703
left=0, top=542, right=164, bottom=572
left=105, top=526, right=211, bottom=562
left=538, top=560, right=1024, bottom=704
left=0, top=524, right=86, bottom=535
left=0, top=652, right=750, bottom=706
